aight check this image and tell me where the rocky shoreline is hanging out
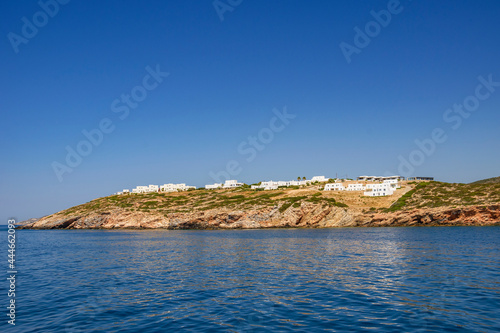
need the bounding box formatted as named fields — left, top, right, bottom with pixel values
left=19, top=204, right=500, bottom=230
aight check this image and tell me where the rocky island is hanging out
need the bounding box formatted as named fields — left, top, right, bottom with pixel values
left=20, top=178, right=500, bottom=230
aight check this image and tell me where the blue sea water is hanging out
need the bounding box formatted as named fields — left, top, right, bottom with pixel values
left=1, top=226, right=499, bottom=332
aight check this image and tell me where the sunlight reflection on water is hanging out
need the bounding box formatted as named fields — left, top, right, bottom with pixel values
left=3, top=226, right=499, bottom=332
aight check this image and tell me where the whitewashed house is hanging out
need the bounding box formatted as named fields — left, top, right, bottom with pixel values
left=122, top=189, right=130, bottom=194
left=251, top=179, right=307, bottom=190
left=364, top=183, right=395, bottom=196
left=223, top=180, right=244, bottom=189
left=383, top=179, right=401, bottom=189
left=161, top=183, right=195, bottom=192
left=260, top=181, right=279, bottom=190
left=310, top=176, right=329, bottom=183
left=129, top=183, right=196, bottom=194
left=132, top=185, right=149, bottom=193
left=346, top=183, right=366, bottom=191
left=324, top=183, right=345, bottom=191
left=161, top=183, right=177, bottom=192
left=205, top=183, right=222, bottom=190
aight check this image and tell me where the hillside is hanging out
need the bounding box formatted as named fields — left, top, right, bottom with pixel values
left=386, top=181, right=500, bottom=211
left=471, top=176, right=500, bottom=185
left=21, top=181, right=500, bottom=229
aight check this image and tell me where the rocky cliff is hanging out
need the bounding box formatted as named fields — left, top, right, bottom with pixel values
left=20, top=204, right=500, bottom=230
left=354, top=205, right=500, bottom=227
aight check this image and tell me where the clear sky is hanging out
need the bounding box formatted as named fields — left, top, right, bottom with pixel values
left=1, top=0, right=499, bottom=222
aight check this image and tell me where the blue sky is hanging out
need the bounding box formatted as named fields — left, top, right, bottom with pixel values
left=1, top=0, right=499, bottom=222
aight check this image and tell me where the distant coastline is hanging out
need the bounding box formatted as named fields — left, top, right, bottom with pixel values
left=20, top=178, right=500, bottom=230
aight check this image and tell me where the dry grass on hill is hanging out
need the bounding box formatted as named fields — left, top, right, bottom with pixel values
left=47, top=180, right=499, bottom=220
left=50, top=183, right=416, bottom=219
left=399, top=181, right=500, bottom=210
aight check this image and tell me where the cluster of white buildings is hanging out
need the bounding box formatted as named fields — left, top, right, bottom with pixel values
left=204, top=176, right=330, bottom=191
left=115, top=175, right=409, bottom=197
left=116, top=183, right=196, bottom=195
left=249, top=176, right=330, bottom=190
left=324, top=175, right=402, bottom=197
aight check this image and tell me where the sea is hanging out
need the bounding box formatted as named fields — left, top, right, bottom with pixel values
left=1, top=226, right=499, bottom=332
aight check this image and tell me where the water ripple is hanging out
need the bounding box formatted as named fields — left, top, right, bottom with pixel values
left=1, top=227, right=499, bottom=332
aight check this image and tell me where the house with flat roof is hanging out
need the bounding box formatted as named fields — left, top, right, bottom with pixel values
left=161, top=183, right=195, bottom=192
left=407, top=177, right=434, bottom=181
left=357, top=175, right=404, bottom=181
left=132, top=185, right=148, bottom=193
left=324, top=183, right=345, bottom=191
left=251, top=179, right=307, bottom=190
left=364, top=183, right=395, bottom=196
left=310, top=176, right=329, bottom=182
left=223, top=180, right=244, bottom=188
left=346, top=183, right=366, bottom=191
left=357, top=176, right=375, bottom=181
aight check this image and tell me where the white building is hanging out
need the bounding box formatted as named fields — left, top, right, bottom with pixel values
left=261, top=181, right=279, bottom=190
left=251, top=179, right=307, bottom=190
left=346, top=183, right=366, bottom=191
left=324, top=183, right=345, bottom=191
left=160, top=183, right=178, bottom=192
left=310, top=176, right=329, bottom=183
left=223, top=180, right=244, bottom=189
left=132, top=185, right=159, bottom=193
left=383, top=179, right=401, bottom=188
left=161, top=183, right=195, bottom=192
left=132, top=185, right=149, bottom=193
left=129, top=183, right=195, bottom=194
left=357, top=175, right=376, bottom=181
left=205, top=183, right=222, bottom=190
left=364, top=183, right=395, bottom=196
left=358, top=175, right=404, bottom=182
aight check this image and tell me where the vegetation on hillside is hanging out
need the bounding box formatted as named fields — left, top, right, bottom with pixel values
left=471, top=176, right=500, bottom=185
left=55, top=187, right=349, bottom=219
left=386, top=181, right=500, bottom=212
